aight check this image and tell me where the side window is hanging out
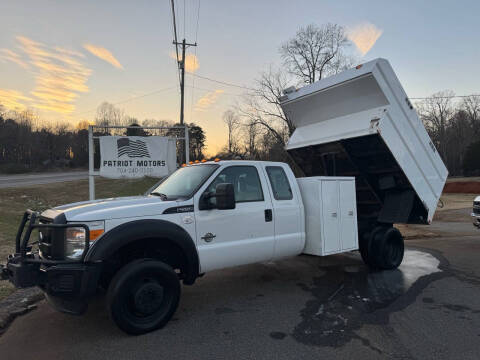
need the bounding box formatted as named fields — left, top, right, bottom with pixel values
left=266, top=166, right=293, bottom=200
left=206, top=166, right=264, bottom=204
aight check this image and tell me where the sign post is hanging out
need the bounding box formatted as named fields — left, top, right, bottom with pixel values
left=88, top=125, right=95, bottom=200
left=88, top=125, right=189, bottom=200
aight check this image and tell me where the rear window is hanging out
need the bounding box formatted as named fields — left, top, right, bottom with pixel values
left=266, top=166, right=293, bottom=200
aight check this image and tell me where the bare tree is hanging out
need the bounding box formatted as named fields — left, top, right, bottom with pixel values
left=238, top=23, right=354, bottom=150
left=416, top=90, right=455, bottom=160
left=280, top=23, right=353, bottom=84
left=462, top=95, right=480, bottom=135
left=237, top=67, right=294, bottom=149
left=242, top=118, right=261, bottom=159
left=222, top=110, right=240, bottom=153
left=95, top=102, right=126, bottom=134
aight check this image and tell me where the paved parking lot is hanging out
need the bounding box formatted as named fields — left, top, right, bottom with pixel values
left=0, top=222, right=479, bottom=359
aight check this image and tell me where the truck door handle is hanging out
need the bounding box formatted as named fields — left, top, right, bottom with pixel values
left=201, top=233, right=216, bottom=242
left=265, top=209, right=272, bottom=222
left=331, top=212, right=337, bottom=217
left=348, top=210, right=354, bottom=216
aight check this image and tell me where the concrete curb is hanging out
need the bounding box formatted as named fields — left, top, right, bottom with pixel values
left=0, top=287, right=44, bottom=333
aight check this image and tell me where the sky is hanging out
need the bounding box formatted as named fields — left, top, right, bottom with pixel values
left=1, top=0, right=479, bottom=155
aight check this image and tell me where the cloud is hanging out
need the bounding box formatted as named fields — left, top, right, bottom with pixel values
left=83, top=44, right=123, bottom=69
left=169, top=52, right=199, bottom=73
left=347, top=23, right=383, bottom=56
left=0, top=89, right=31, bottom=111
left=195, top=89, right=224, bottom=112
left=0, top=48, right=30, bottom=69
left=16, top=35, right=92, bottom=114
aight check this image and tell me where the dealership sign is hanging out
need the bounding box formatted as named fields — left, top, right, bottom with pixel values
left=99, top=136, right=176, bottom=178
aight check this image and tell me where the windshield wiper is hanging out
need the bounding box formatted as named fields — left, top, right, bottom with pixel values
left=151, top=192, right=168, bottom=201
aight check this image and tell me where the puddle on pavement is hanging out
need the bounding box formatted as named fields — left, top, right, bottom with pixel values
left=289, top=249, right=444, bottom=349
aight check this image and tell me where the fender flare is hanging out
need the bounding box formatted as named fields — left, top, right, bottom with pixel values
left=85, top=219, right=199, bottom=285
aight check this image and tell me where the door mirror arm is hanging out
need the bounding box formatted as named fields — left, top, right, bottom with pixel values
left=199, top=191, right=214, bottom=210
left=199, top=184, right=235, bottom=211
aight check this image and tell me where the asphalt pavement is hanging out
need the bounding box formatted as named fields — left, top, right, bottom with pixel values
left=0, top=171, right=88, bottom=188
left=0, top=222, right=479, bottom=359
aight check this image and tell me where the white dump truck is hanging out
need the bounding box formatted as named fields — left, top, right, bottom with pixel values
left=1, top=58, right=448, bottom=334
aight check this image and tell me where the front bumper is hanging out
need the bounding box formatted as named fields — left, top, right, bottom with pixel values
left=2, top=254, right=100, bottom=298
left=1, top=210, right=101, bottom=311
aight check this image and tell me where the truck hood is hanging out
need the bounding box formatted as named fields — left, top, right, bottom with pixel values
left=41, top=196, right=181, bottom=222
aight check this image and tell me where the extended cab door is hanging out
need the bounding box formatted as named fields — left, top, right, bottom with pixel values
left=194, top=164, right=275, bottom=273
left=263, top=165, right=304, bottom=259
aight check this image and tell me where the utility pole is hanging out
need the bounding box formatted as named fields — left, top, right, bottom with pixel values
left=173, top=38, right=196, bottom=163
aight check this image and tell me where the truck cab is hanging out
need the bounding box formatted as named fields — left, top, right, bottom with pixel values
left=160, top=160, right=305, bottom=272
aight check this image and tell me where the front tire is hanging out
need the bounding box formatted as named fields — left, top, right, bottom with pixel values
left=106, top=259, right=180, bottom=335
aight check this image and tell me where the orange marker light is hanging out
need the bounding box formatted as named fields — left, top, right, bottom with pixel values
left=181, top=163, right=186, bottom=167
left=201, top=159, right=207, bottom=163
left=214, top=158, right=220, bottom=162
left=195, top=160, right=200, bottom=163
left=355, top=64, right=363, bottom=69
left=89, top=229, right=104, bottom=241
left=189, top=161, right=194, bottom=164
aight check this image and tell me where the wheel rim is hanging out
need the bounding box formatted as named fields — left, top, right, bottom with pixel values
left=132, top=279, right=165, bottom=316
left=120, top=274, right=176, bottom=326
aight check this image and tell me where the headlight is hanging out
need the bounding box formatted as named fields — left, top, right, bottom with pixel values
left=65, top=221, right=104, bottom=260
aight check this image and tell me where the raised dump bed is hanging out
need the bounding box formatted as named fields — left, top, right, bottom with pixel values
left=280, top=58, right=448, bottom=230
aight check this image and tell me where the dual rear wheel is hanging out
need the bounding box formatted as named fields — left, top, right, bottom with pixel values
left=360, top=225, right=404, bottom=270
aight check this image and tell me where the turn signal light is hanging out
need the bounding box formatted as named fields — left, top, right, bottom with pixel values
left=89, top=229, right=104, bottom=241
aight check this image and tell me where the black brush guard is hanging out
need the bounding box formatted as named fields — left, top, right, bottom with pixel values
left=1, top=210, right=100, bottom=303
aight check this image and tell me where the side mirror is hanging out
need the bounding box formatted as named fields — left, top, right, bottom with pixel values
left=215, top=183, right=235, bottom=210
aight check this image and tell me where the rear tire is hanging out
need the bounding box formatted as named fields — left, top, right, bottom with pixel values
left=375, top=227, right=404, bottom=269
left=361, top=226, right=404, bottom=270
left=106, top=259, right=180, bottom=335
left=359, top=226, right=384, bottom=267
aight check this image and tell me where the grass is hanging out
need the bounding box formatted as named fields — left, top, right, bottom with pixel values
left=0, top=177, right=159, bottom=300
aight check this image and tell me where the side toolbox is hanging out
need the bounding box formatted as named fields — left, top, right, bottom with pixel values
left=297, top=177, right=358, bottom=256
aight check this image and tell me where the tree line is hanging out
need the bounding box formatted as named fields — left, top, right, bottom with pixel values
left=0, top=103, right=206, bottom=173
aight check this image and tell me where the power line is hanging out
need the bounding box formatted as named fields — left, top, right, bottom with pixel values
left=170, top=0, right=181, bottom=86
left=183, top=0, right=186, bottom=39
left=189, top=0, right=201, bottom=123
left=189, top=71, right=480, bottom=100
left=75, top=86, right=177, bottom=117
left=186, top=72, right=256, bottom=91
left=185, top=84, right=243, bottom=97
left=409, top=94, right=480, bottom=100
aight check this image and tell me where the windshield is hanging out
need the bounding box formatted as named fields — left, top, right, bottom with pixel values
left=150, top=164, right=219, bottom=200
